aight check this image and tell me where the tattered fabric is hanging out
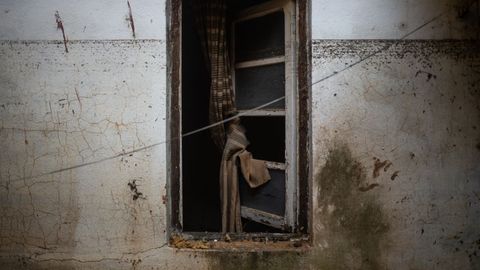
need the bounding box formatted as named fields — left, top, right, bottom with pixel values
left=220, top=121, right=271, bottom=232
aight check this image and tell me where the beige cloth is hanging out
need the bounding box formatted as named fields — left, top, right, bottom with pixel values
left=220, top=121, right=271, bottom=232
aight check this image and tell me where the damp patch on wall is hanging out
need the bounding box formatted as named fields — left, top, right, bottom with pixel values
left=312, top=143, right=390, bottom=270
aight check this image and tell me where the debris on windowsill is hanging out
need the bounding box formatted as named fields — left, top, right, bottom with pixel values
left=224, top=233, right=231, bottom=242
left=170, top=235, right=210, bottom=249
left=169, top=234, right=310, bottom=251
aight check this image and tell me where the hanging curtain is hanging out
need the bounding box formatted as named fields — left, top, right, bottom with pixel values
left=193, top=0, right=235, bottom=148
left=193, top=0, right=271, bottom=233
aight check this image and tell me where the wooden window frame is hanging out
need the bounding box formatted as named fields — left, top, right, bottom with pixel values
left=232, top=0, right=296, bottom=231
left=166, top=0, right=311, bottom=241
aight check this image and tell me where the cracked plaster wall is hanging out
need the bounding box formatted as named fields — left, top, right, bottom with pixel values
left=311, top=40, right=480, bottom=269
left=0, top=0, right=479, bottom=269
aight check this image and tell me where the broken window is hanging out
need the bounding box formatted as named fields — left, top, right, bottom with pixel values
left=168, top=0, right=310, bottom=237
left=232, top=1, right=297, bottom=231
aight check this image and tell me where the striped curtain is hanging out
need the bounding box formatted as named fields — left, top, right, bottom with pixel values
left=193, top=0, right=271, bottom=233
left=193, top=0, right=236, bottom=149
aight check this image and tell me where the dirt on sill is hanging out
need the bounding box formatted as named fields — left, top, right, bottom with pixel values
left=169, top=234, right=309, bottom=251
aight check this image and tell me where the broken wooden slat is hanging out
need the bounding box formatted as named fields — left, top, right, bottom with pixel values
left=238, top=109, right=285, bottom=117
left=265, top=161, right=286, bottom=170
left=235, top=56, right=285, bottom=69
left=241, top=206, right=285, bottom=230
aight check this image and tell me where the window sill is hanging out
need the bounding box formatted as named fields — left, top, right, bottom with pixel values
left=169, top=232, right=310, bottom=251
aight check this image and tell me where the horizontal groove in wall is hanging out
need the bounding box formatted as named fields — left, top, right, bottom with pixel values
left=0, top=39, right=166, bottom=45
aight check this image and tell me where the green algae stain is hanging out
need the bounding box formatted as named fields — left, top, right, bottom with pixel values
left=206, top=251, right=303, bottom=270
left=312, top=144, right=390, bottom=270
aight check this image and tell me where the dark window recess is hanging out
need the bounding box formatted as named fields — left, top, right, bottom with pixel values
left=235, top=63, right=285, bottom=110
left=239, top=116, right=286, bottom=230
left=175, top=0, right=308, bottom=235
left=239, top=168, right=285, bottom=216
left=181, top=0, right=222, bottom=231
left=241, top=218, right=285, bottom=233
left=227, top=0, right=272, bottom=11
left=241, top=116, right=285, bottom=163
left=235, top=11, right=285, bottom=62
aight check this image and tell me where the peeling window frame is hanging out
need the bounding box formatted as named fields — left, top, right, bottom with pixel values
left=166, top=0, right=312, bottom=243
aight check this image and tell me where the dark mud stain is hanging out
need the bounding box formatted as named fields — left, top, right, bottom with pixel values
left=391, top=171, right=400, bottom=180
left=206, top=251, right=303, bottom=270
left=312, top=40, right=479, bottom=62
left=359, top=183, right=380, bottom=192
left=415, top=70, right=437, bottom=81
left=313, top=144, right=390, bottom=269
left=383, top=161, right=393, bottom=172
left=373, top=158, right=391, bottom=178
left=127, top=179, right=146, bottom=200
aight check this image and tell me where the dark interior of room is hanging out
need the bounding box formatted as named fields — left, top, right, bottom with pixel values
left=181, top=0, right=284, bottom=232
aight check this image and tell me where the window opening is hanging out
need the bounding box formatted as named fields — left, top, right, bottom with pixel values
left=171, top=0, right=309, bottom=236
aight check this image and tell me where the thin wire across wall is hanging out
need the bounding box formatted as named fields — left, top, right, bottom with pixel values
left=8, top=10, right=447, bottom=183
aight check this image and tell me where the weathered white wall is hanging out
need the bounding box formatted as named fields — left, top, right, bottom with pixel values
left=0, top=39, right=168, bottom=258
left=311, top=40, right=480, bottom=269
left=0, top=0, right=165, bottom=40
left=312, top=0, right=479, bottom=39
left=0, top=0, right=479, bottom=269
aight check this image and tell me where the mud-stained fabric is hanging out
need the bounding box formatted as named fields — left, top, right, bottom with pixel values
left=220, top=120, right=271, bottom=232
left=238, top=151, right=271, bottom=188
left=193, top=0, right=236, bottom=149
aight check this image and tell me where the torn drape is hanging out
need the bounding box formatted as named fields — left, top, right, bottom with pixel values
left=193, top=0, right=271, bottom=233
left=220, top=120, right=271, bottom=232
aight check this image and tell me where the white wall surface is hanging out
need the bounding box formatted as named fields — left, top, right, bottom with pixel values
left=312, top=0, right=479, bottom=39
left=0, top=0, right=165, bottom=40
left=310, top=40, right=480, bottom=269
left=0, top=40, right=168, bottom=259
left=1, top=0, right=478, bottom=41
left=0, top=0, right=479, bottom=269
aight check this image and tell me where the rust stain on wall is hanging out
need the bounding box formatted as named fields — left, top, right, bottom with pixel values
left=55, top=11, right=68, bottom=53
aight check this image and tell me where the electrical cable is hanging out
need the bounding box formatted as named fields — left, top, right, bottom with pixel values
left=6, top=10, right=446, bottom=183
